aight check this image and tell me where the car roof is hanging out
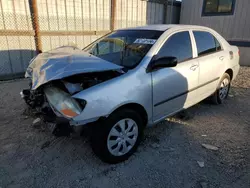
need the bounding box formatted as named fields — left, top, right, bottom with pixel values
left=119, top=24, right=210, bottom=31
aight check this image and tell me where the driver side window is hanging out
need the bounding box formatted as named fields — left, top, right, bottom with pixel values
left=157, top=31, right=193, bottom=63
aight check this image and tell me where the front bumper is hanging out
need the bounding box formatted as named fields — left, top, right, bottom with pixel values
left=21, top=87, right=99, bottom=136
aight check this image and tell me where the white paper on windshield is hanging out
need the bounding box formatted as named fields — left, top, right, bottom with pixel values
left=134, top=38, right=156, bottom=45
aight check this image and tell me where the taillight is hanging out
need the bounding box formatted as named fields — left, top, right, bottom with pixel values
left=238, top=49, right=240, bottom=56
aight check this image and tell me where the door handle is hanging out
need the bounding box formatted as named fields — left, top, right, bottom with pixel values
left=190, top=64, right=198, bottom=71
left=219, top=56, right=224, bottom=61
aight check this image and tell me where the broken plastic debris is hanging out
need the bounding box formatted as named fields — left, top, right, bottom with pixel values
left=202, top=144, right=219, bottom=151
left=197, top=161, right=205, bottom=168
left=32, top=118, right=41, bottom=128
left=63, top=81, right=82, bottom=94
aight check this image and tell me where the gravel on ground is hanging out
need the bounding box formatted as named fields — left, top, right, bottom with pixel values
left=0, top=68, right=249, bottom=188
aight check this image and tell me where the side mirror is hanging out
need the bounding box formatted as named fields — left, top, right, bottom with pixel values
left=147, top=56, right=178, bottom=72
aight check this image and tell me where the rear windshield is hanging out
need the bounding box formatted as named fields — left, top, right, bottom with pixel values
left=84, top=30, right=163, bottom=69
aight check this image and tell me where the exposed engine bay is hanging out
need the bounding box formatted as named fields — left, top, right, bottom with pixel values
left=21, top=46, right=125, bottom=136
left=21, top=70, right=122, bottom=118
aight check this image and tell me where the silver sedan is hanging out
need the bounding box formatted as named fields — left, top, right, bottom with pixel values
left=22, top=24, right=240, bottom=163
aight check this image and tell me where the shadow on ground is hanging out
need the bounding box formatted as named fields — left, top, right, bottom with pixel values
left=0, top=79, right=249, bottom=188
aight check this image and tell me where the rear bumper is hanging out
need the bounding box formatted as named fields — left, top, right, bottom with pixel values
left=232, top=64, right=240, bottom=81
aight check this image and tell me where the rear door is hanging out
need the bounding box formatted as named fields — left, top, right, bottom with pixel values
left=192, top=31, right=227, bottom=100
left=152, top=31, right=199, bottom=122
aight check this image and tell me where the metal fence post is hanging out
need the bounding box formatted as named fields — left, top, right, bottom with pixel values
left=29, top=0, right=42, bottom=53
left=163, top=0, right=168, bottom=24
left=111, top=0, right=117, bottom=31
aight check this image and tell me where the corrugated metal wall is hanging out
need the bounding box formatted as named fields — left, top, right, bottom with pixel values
left=0, top=0, right=36, bottom=79
left=0, top=0, right=181, bottom=79
left=180, top=0, right=250, bottom=41
left=180, top=0, right=250, bottom=66
left=165, top=2, right=181, bottom=24
left=37, top=0, right=111, bottom=52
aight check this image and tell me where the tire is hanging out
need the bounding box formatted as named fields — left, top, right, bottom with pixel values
left=211, top=73, right=231, bottom=104
left=90, top=108, right=144, bottom=164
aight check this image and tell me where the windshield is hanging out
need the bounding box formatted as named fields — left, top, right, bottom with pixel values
left=84, top=30, right=163, bottom=69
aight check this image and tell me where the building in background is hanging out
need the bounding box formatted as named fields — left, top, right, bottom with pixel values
left=165, top=0, right=181, bottom=24
left=0, top=0, right=181, bottom=80
left=180, top=0, right=250, bottom=66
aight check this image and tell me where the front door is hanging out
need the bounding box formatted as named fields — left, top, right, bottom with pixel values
left=152, top=31, right=199, bottom=122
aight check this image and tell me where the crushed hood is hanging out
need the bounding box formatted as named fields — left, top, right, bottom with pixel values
left=26, top=46, right=123, bottom=90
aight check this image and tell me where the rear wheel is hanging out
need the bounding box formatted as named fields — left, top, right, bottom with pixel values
left=211, top=73, right=231, bottom=104
left=90, top=109, right=144, bottom=164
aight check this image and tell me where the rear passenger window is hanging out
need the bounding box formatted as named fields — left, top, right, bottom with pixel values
left=157, top=31, right=193, bottom=63
left=193, top=31, right=221, bottom=56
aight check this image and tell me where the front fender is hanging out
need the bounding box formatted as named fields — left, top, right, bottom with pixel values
left=71, top=68, right=152, bottom=125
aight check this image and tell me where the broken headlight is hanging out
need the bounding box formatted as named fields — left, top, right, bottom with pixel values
left=44, top=87, right=85, bottom=118
left=25, top=56, right=36, bottom=78
left=25, top=67, right=33, bottom=78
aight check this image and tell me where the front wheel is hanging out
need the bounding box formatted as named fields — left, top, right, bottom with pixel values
left=90, top=109, right=144, bottom=164
left=211, top=73, right=231, bottom=104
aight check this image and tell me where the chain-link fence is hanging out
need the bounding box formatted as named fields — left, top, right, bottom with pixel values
left=0, top=0, right=181, bottom=80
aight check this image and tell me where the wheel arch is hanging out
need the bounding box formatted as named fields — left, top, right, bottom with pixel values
left=225, top=68, right=233, bottom=80
left=109, top=103, right=148, bottom=126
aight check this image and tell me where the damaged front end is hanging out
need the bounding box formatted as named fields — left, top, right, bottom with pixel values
left=21, top=46, right=123, bottom=136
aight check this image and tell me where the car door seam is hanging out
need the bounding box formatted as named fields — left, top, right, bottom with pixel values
left=154, top=77, right=220, bottom=107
